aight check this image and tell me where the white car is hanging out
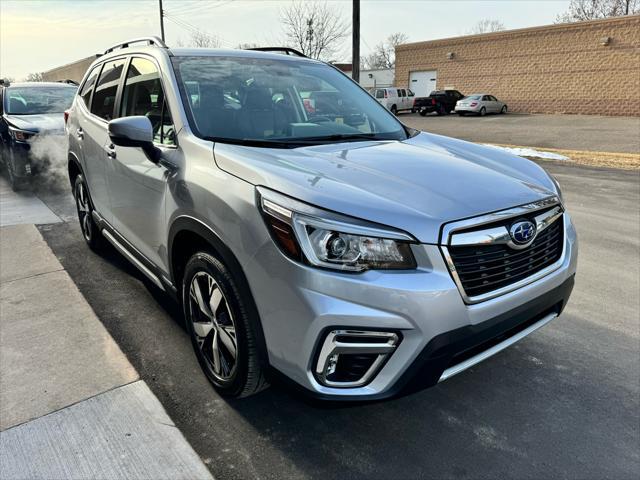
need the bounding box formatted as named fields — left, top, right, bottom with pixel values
left=455, top=93, right=507, bottom=116
left=373, top=87, right=416, bottom=115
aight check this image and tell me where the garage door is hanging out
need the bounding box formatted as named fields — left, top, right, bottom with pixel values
left=409, top=71, right=437, bottom=98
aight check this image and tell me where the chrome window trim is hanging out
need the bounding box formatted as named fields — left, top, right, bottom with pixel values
left=439, top=196, right=566, bottom=305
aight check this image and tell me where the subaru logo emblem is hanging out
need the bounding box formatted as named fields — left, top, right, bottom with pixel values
left=510, top=220, right=537, bottom=245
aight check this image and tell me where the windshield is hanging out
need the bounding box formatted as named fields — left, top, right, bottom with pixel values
left=171, top=56, right=408, bottom=147
left=5, top=86, right=76, bottom=114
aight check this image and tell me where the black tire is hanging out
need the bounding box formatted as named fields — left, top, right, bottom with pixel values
left=182, top=251, right=268, bottom=398
left=6, top=151, right=29, bottom=192
left=390, top=105, right=397, bottom=116
left=436, top=104, right=447, bottom=116
left=501, top=105, right=507, bottom=114
left=73, top=174, right=104, bottom=252
left=419, top=109, right=427, bottom=117
left=458, top=112, right=466, bottom=117
left=479, top=107, right=486, bottom=117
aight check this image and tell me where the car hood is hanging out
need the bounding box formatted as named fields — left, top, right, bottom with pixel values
left=213, top=132, right=557, bottom=244
left=3, top=113, right=65, bottom=135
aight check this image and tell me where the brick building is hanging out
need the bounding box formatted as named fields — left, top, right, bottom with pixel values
left=41, top=55, right=99, bottom=84
left=395, top=15, right=640, bottom=116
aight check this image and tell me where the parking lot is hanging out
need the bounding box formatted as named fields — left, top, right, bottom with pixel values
left=402, top=112, right=640, bottom=154
left=27, top=158, right=639, bottom=480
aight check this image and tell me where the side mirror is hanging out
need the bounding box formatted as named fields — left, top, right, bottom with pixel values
left=108, top=116, right=153, bottom=147
left=108, top=116, right=161, bottom=163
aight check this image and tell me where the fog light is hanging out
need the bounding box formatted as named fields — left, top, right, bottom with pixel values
left=314, top=330, right=400, bottom=388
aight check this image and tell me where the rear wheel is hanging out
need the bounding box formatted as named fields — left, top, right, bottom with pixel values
left=479, top=107, right=486, bottom=117
left=390, top=105, right=397, bottom=116
left=74, top=174, right=104, bottom=251
left=183, top=252, right=268, bottom=398
left=419, top=109, right=427, bottom=117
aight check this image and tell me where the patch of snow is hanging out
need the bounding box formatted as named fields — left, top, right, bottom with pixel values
left=483, top=144, right=570, bottom=161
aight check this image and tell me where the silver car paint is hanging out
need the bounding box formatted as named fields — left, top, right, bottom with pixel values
left=68, top=46, right=576, bottom=398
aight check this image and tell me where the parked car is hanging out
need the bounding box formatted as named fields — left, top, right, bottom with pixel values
left=67, top=38, right=577, bottom=401
left=0, top=81, right=77, bottom=190
left=456, top=94, right=507, bottom=116
left=373, top=87, right=416, bottom=115
left=415, top=89, right=465, bottom=116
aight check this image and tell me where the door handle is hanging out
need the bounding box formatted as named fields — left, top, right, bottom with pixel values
left=76, top=128, right=84, bottom=140
left=106, top=144, right=116, bottom=159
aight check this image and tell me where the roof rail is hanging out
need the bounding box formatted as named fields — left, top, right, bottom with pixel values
left=104, top=36, right=168, bottom=54
left=247, top=47, right=307, bottom=58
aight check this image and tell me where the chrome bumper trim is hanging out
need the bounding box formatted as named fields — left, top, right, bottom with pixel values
left=438, top=311, right=558, bottom=383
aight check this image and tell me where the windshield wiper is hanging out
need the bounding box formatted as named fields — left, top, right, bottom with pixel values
left=291, top=133, right=382, bottom=143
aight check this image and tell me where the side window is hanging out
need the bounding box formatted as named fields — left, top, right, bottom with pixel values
left=375, top=89, right=384, bottom=99
left=482, top=95, right=489, bottom=101
left=91, top=58, right=126, bottom=121
left=400, top=89, right=406, bottom=97
left=490, top=95, right=498, bottom=101
left=121, top=57, right=175, bottom=146
left=79, top=64, right=102, bottom=109
left=396, top=89, right=401, bottom=97
left=407, top=89, right=415, bottom=97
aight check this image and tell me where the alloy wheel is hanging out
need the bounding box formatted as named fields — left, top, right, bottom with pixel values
left=189, top=271, right=238, bottom=381
left=75, top=181, right=92, bottom=242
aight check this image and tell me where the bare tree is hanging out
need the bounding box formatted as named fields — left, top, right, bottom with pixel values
left=362, top=32, right=408, bottom=70
left=281, top=1, right=349, bottom=60
left=177, top=31, right=221, bottom=48
left=467, top=19, right=506, bottom=34
left=25, top=72, right=44, bottom=82
left=556, top=0, right=639, bottom=22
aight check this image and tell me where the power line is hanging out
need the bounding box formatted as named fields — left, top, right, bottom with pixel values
left=164, top=13, right=235, bottom=48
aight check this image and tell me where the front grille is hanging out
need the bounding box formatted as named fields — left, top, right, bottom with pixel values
left=448, top=214, right=564, bottom=298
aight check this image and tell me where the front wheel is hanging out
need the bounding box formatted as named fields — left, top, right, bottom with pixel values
left=183, top=252, right=268, bottom=398
left=501, top=105, right=507, bottom=114
left=479, top=107, right=486, bottom=117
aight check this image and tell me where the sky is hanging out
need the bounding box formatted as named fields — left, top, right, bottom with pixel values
left=0, top=0, right=571, bottom=80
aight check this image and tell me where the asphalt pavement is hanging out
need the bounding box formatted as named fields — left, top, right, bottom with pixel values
left=402, top=113, right=640, bottom=154
left=31, top=160, right=639, bottom=480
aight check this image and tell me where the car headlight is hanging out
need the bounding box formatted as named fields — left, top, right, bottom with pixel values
left=258, top=188, right=417, bottom=272
left=8, top=127, right=36, bottom=142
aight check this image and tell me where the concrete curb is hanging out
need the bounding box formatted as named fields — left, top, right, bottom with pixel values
left=0, top=224, right=213, bottom=479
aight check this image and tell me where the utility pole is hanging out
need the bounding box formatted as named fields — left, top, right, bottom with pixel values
left=352, top=0, right=360, bottom=83
left=159, top=0, right=165, bottom=42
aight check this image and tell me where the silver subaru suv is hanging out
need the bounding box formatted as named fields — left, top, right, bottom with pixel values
left=66, top=37, right=577, bottom=400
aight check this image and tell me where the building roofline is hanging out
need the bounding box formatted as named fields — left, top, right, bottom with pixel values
left=42, top=54, right=101, bottom=74
left=396, top=14, right=640, bottom=50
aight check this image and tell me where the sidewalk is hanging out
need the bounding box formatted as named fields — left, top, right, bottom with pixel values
left=0, top=184, right=213, bottom=478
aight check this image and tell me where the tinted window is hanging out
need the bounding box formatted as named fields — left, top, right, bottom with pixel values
left=79, top=64, right=101, bottom=109
left=400, top=89, right=406, bottom=97
left=121, top=57, right=175, bottom=145
left=172, top=56, right=407, bottom=146
left=91, top=58, right=126, bottom=120
left=375, top=89, right=384, bottom=99
left=489, top=95, right=498, bottom=101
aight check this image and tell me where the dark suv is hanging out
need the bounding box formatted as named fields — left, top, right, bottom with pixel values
left=0, top=81, right=77, bottom=190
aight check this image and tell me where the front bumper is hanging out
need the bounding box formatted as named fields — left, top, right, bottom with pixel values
left=247, top=212, right=578, bottom=400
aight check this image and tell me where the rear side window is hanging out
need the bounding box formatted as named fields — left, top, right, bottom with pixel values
left=91, top=58, right=126, bottom=121
left=79, top=64, right=102, bottom=109
left=121, top=57, right=175, bottom=145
